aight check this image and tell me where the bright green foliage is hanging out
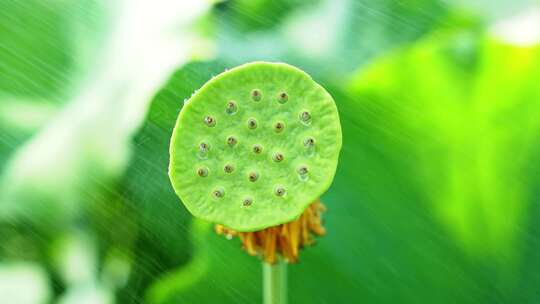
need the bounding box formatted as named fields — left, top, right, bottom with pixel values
left=169, top=62, right=342, bottom=231
left=347, top=31, right=540, bottom=259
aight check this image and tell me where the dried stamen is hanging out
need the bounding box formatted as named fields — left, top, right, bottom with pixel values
left=215, top=200, right=326, bottom=264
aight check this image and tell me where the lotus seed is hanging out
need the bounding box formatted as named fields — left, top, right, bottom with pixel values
left=297, top=165, right=309, bottom=175
left=199, top=142, right=209, bottom=153
left=300, top=111, right=311, bottom=124
left=227, top=136, right=237, bottom=147
left=197, top=167, right=208, bottom=177
left=251, top=89, right=261, bottom=101
left=253, top=144, right=263, bottom=154
left=248, top=171, right=259, bottom=182
left=304, top=137, right=315, bottom=147
left=274, top=122, right=285, bottom=133
left=278, top=92, right=288, bottom=104
left=213, top=188, right=224, bottom=198
left=247, top=118, right=257, bottom=129
left=226, top=101, right=238, bottom=114
left=243, top=197, right=253, bottom=206
left=224, top=164, right=234, bottom=173
left=204, top=116, right=216, bottom=127
left=275, top=186, right=286, bottom=197
left=273, top=152, right=284, bottom=162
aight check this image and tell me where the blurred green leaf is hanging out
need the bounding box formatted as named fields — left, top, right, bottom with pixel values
left=118, top=61, right=228, bottom=303
left=347, top=30, right=540, bottom=258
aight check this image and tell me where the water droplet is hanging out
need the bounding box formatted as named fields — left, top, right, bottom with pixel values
left=247, top=118, right=257, bottom=129
left=197, top=167, right=208, bottom=177
left=226, top=101, right=237, bottom=115
left=204, top=116, right=216, bottom=127
left=251, top=89, right=261, bottom=101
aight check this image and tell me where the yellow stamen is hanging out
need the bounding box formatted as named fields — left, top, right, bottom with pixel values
left=215, top=200, right=326, bottom=264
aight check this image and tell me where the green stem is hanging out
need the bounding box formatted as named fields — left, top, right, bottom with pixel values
left=263, top=260, right=287, bottom=304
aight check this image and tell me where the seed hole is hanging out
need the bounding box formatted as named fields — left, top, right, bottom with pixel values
left=247, top=118, right=257, bottom=129
left=204, top=116, right=216, bottom=127
left=275, top=186, right=286, bottom=197
left=199, top=142, right=209, bottom=153
left=304, top=137, right=315, bottom=148
left=224, top=164, right=234, bottom=173
left=297, top=165, right=308, bottom=175
left=227, top=136, right=237, bottom=147
left=212, top=188, right=224, bottom=198
left=226, top=101, right=238, bottom=114
left=251, top=89, right=261, bottom=101
left=248, top=171, right=259, bottom=182
left=300, top=111, right=311, bottom=125
left=253, top=144, right=263, bottom=154
left=274, top=121, right=285, bottom=133
left=278, top=92, right=288, bottom=104
left=242, top=197, right=253, bottom=206
left=273, top=152, right=284, bottom=162
left=197, top=167, right=208, bottom=177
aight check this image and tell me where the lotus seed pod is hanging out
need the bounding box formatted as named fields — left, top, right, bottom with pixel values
left=169, top=61, right=342, bottom=232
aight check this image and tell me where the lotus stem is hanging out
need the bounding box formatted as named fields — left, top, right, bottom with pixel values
left=263, top=260, right=287, bottom=304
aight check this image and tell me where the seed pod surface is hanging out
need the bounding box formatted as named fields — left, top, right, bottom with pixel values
left=169, top=62, right=342, bottom=231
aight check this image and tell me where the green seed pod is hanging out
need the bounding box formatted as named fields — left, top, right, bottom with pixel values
left=169, top=62, right=342, bottom=231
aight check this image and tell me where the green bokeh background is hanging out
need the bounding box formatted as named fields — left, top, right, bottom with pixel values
left=1, top=0, right=540, bottom=303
